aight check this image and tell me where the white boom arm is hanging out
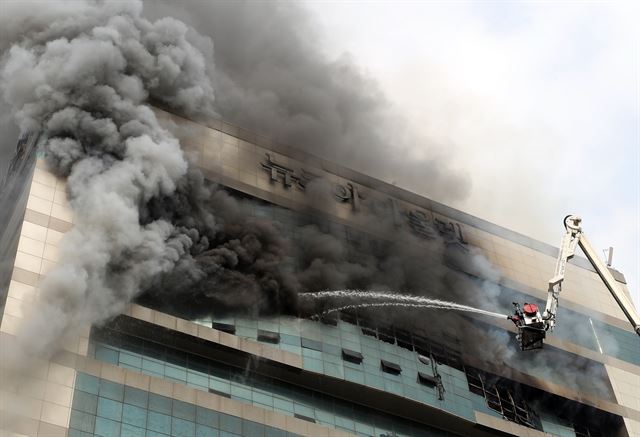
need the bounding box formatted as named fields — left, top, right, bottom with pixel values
left=543, top=215, right=640, bottom=336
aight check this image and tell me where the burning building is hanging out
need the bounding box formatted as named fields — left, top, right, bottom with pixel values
left=0, top=108, right=639, bottom=436
left=1, top=2, right=639, bottom=436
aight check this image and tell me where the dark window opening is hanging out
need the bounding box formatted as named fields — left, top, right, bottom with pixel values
left=395, top=329, right=413, bottom=344
left=417, top=372, right=438, bottom=388
left=397, top=339, right=414, bottom=351
left=294, top=413, right=316, bottom=423
left=257, top=330, right=280, bottom=344
left=319, top=314, right=338, bottom=326
left=342, top=348, right=363, bottom=364
left=465, top=367, right=539, bottom=430
left=339, top=312, right=357, bottom=325
left=208, top=388, right=231, bottom=398
left=413, top=336, right=463, bottom=371
left=378, top=332, right=395, bottom=345
left=380, top=360, right=401, bottom=375
left=336, top=309, right=468, bottom=369
left=466, top=372, right=485, bottom=397
left=212, top=322, right=236, bottom=335
left=361, top=327, right=377, bottom=338
left=574, top=424, right=606, bottom=437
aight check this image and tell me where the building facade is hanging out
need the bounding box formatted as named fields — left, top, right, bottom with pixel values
left=0, top=108, right=639, bottom=437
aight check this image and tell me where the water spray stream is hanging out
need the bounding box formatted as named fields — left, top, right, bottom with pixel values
left=303, top=290, right=508, bottom=319
left=312, top=302, right=457, bottom=318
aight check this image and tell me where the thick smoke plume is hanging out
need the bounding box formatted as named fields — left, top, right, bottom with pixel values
left=143, top=1, right=470, bottom=200
left=0, top=0, right=613, bottom=403
left=0, top=0, right=470, bottom=360
left=0, top=0, right=216, bottom=359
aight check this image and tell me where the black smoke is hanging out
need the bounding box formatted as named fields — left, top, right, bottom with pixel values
left=0, top=2, right=615, bottom=404
left=143, top=1, right=470, bottom=201
left=0, top=0, right=473, bottom=359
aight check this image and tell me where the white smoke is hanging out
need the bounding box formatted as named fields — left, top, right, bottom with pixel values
left=0, top=0, right=215, bottom=361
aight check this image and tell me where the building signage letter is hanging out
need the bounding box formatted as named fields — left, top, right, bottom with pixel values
left=434, top=217, right=468, bottom=249
left=407, top=209, right=436, bottom=240
left=334, top=182, right=363, bottom=211
left=260, top=153, right=304, bottom=190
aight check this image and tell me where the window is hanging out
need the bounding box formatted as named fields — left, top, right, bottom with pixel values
left=341, top=348, right=363, bottom=364
left=395, top=330, right=414, bottom=351
left=339, top=312, right=357, bottom=325
left=212, top=322, right=235, bottom=335
left=208, top=388, right=231, bottom=398
left=294, top=413, right=316, bottom=423
left=72, top=370, right=345, bottom=437
left=300, top=337, right=322, bottom=352
left=417, top=372, right=438, bottom=388
left=378, top=332, right=395, bottom=345
left=418, top=355, right=431, bottom=366
left=361, top=327, right=377, bottom=338
left=319, top=314, right=338, bottom=326
left=465, top=367, right=537, bottom=428
left=257, top=330, right=280, bottom=344
left=380, top=360, right=401, bottom=375
left=397, top=339, right=413, bottom=351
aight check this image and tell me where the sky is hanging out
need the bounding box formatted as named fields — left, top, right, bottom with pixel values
left=303, top=1, right=640, bottom=308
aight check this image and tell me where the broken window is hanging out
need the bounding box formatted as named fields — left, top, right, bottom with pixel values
left=319, top=313, right=338, bottom=326
left=465, top=368, right=539, bottom=429
left=395, top=329, right=414, bottom=351
left=361, top=327, right=377, bottom=338
left=378, top=332, right=396, bottom=345
left=574, top=424, right=606, bottom=437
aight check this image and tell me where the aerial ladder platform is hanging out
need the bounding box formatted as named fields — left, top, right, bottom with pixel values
left=509, top=215, right=640, bottom=350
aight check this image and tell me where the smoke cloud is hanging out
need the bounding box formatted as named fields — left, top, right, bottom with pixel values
left=0, top=0, right=215, bottom=360
left=0, top=0, right=613, bottom=407
left=143, top=1, right=470, bottom=200
left=0, top=0, right=470, bottom=359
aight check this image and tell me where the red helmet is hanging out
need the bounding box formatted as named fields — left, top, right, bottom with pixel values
left=523, top=303, right=539, bottom=315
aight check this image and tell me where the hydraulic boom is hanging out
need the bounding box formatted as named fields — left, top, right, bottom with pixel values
left=509, top=215, right=640, bottom=351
